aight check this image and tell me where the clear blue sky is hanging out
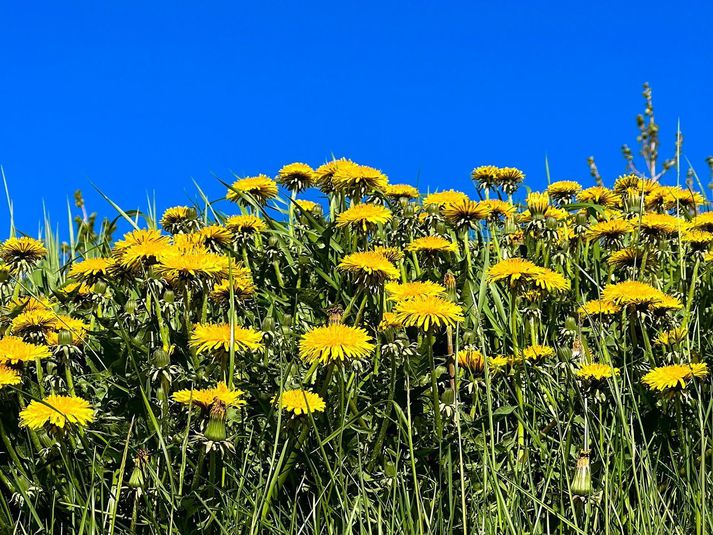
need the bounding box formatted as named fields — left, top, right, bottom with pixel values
left=1, top=1, right=712, bottom=235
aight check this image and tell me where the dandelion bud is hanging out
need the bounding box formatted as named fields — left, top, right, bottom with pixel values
left=124, top=299, right=138, bottom=315
left=564, top=316, right=578, bottom=332
left=261, top=317, right=275, bottom=332
left=128, top=465, right=145, bottom=489
left=575, top=212, right=588, bottom=226
left=435, top=222, right=447, bottom=235
left=163, top=290, right=175, bottom=303
left=152, top=347, right=170, bottom=368
left=0, top=266, right=9, bottom=283
left=427, top=204, right=440, bottom=217
left=462, top=330, right=477, bottom=344
left=327, top=305, right=344, bottom=325
left=58, top=329, right=74, bottom=346
left=205, top=400, right=227, bottom=442
left=268, top=236, right=279, bottom=248
left=443, top=271, right=456, bottom=293
left=403, top=204, right=415, bottom=218
left=571, top=450, right=592, bottom=497
left=545, top=217, right=558, bottom=230
left=93, top=281, right=107, bottom=294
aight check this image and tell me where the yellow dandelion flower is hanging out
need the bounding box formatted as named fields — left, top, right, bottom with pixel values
left=332, top=162, right=388, bottom=197
left=487, top=258, right=541, bottom=286
left=525, top=191, right=550, bottom=215
left=547, top=180, right=582, bottom=201
left=576, top=363, right=619, bottom=381
left=294, top=199, right=321, bottom=213
left=155, top=248, right=227, bottom=285
left=338, top=251, right=399, bottom=285
left=394, top=295, right=464, bottom=330
left=225, top=214, right=268, bottom=235
left=608, top=247, right=647, bottom=269
left=577, top=299, right=621, bottom=318
left=190, top=323, right=263, bottom=356
left=385, top=281, right=446, bottom=301
left=496, top=167, right=525, bottom=193
left=406, top=236, right=458, bottom=254
left=479, top=199, right=517, bottom=220
left=378, top=312, right=402, bottom=331
left=336, top=203, right=392, bottom=231
left=9, top=295, right=54, bottom=313
left=227, top=175, right=279, bottom=204
left=423, top=190, right=469, bottom=207
left=116, top=240, right=172, bottom=271
left=10, top=310, right=59, bottom=338
left=577, top=186, right=621, bottom=207
left=658, top=186, right=705, bottom=210
left=372, top=246, right=404, bottom=263
left=277, top=389, right=326, bottom=415
left=68, top=257, right=113, bottom=283
left=586, top=219, right=634, bottom=242
left=46, top=316, right=90, bottom=347
left=656, top=326, right=688, bottom=346
left=19, top=394, right=94, bottom=430
left=114, top=228, right=169, bottom=252
left=643, top=363, right=708, bottom=392
left=384, top=184, right=419, bottom=199
left=520, top=344, right=555, bottom=361
left=0, top=336, right=53, bottom=364
left=531, top=268, right=570, bottom=293
left=0, top=365, right=21, bottom=388
left=682, top=229, right=713, bottom=246
left=689, top=212, right=713, bottom=232
left=314, top=158, right=354, bottom=194
left=471, top=165, right=500, bottom=190
left=457, top=348, right=485, bottom=372
left=160, top=206, right=198, bottom=233
left=276, top=162, right=315, bottom=192
left=653, top=294, right=683, bottom=312
left=172, top=381, right=246, bottom=409
left=487, top=355, right=510, bottom=372
left=518, top=205, right=569, bottom=224
left=299, top=324, right=374, bottom=364
left=196, top=225, right=233, bottom=250
left=0, top=237, right=47, bottom=272
left=211, top=272, right=256, bottom=303
left=601, top=280, right=677, bottom=310
left=442, top=198, right=490, bottom=229
left=638, top=213, right=685, bottom=236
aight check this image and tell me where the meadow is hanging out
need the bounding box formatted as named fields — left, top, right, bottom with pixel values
left=0, top=95, right=711, bottom=534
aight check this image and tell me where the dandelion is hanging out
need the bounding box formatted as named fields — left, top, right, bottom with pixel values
left=643, top=363, right=708, bottom=392
left=577, top=299, right=620, bottom=318
left=160, top=206, right=199, bottom=234
left=487, top=258, right=541, bottom=287
left=277, top=389, right=326, bottom=415
left=227, top=175, right=279, bottom=205
left=689, top=211, right=713, bottom=232
left=0, top=335, right=52, bottom=364
left=577, top=186, right=621, bottom=207
left=520, top=344, right=555, bottom=361
left=457, top=348, right=485, bottom=372
left=372, top=246, right=404, bottom=263
left=19, top=394, right=94, bottom=431
left=586, top=219, right=634, bottom=243
left=656, top=326, right=688, bottom=346
left=547, top=181, right=582, bottom=202
left=190, top=323, right=263, bottom=357
left=45, top=316, right=90, bottom=347
left=196, top=225, right=233, bottom=251
left=608, top=247, right=647, bottom=270
left=10, top=310, right=59, bottom=339
left=336, top=203, right=392, bottom=232
left=211, top=272, right=256, bottom=303
left=276, top=162, right=315, bottom=192
left=314, top=158, right=354, bottom=194
left=332, top=162, right=388, bottom=197
left=378, top=312, right=402, bottom=331
left=479, top=199, right=516, bottom=221
left=659, top=186, right=705, bottom=210
left=638, top=213, right=684, bottom=237
left=225, top=214, right=268, bottom=236
left=0, top=365, right=21, bottom=388
left=155, top=248, right=227, bottom=286
left=471, top=165, right=500, bottom=191
left=525, top=192, right=550, bottom=216
left=172, top=381, right=246, bottom=409
left=601, top=280, right=679, bottom=310
left=385, top=281, right=446, bottom=301
left=442, top=198, right=490, bottom=229
left=294, top=199, right=322, bottom=214
left=682, top=230, right=713, bottom=248
left=394, top=295, right=464, bottom=330
left=576, top=363, right=619, bottom=381
left=422, top=190, right=469, bottom=207
left=531, top=268, right=570, bottom=293
left=496, top=167, right=525, bottom=194
left=406, top=236, right=458, bottom=254
left=384, top=184, right=419, bottom=199
left=299, top=324, right=374, bottom=364
left=68, top=257, right=113, bottom=284
left=0, top=237, right=47, bottom=273
left=338, top=251, right=399, bottom=287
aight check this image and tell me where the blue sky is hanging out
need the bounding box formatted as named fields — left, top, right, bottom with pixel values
left=1, top=1, right=712, bottom=235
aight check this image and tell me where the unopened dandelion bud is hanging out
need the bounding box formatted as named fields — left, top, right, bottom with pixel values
left=124, top=299, right=138, bottom=315
left=443, top=271, right=456, bottom=293
left=435, top=222, right=447, bottom=235
left=571, top=450, right=592, bottom=496
left=575, top=212, right=588, bottom=226
left=545, top=216, right=558, bottom=230
left=163, top=290, right=175, bottom=303
left=93, top=281, right=107, bottom=294
left=205, top=400, right=227, bottom=442
left=152, top=347, right=170, bottom=368
left=403, top=204, right=415, bottom=218
left=261, top=317, right=275, bottom=332
left=268, top=236, right=279, bottom=248
left=462, top=330, right=477, bottom=344
left=57, top=329, right=74, bottom=346
left=0, top=267, right=9, bottom=283
left=327, top=305, right=344, bottom=325
left=564, top=316, right=578, bottom=332
left=128, top=465, right=145, bottom=489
